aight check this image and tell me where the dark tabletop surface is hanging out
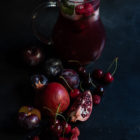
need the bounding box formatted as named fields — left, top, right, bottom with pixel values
left=0, top=0, right=140, bottom=140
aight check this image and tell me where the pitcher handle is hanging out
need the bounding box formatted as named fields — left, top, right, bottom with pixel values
left=31, top=1, right=58, bottom=45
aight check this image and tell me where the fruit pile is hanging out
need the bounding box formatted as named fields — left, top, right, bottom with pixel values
left=18, top=46, right=118, bottom=140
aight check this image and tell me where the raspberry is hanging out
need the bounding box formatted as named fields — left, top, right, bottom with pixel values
left=84, top=3, right=94, bottom=17
left=92, top=95, right=101, bottom=105
left=71, top=127, right=80, bottom=136
left=75, top=4, right=85, bottom=15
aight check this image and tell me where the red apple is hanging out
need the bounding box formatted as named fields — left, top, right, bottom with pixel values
left=35, top=82, right=70, bottom=115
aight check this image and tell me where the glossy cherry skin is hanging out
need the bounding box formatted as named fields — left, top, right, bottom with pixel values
left=24, top=46, right=44, bottom=66
left=70, top=89, right=81, bottom=99
left=50, top=123, right=63, bottom=137
left=92, top=95, right=101, bottom=105
left=78, top=66, right=87, bottom=77
left=31, top=74, right=48, bottom=90
left=94, top=86, right=104, bottom=96
left=62, top=122, right=72, bottom=135
left=92, top=69, right=103, bottom=80
left=103, top=72, right=114, bottom=84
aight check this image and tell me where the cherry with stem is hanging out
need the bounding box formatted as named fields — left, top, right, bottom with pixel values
left=103, top=57, right=118, bottom=84
left=59, top=76, right=81, bottom=99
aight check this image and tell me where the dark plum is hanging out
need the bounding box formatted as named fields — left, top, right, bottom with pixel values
left=18, top=106, right=41, bottom=130
left=31, top=74, right=48, bottom=90
left=24, top=46, right=44, bottom=66
left=44, top=58, right=63, bottom=77
left=61, top=69, right=80, bottom=89
left=24, top=114, right=40, bottom=130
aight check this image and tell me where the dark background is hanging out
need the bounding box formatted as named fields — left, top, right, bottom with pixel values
left=0, top=0, right=140, bottom=140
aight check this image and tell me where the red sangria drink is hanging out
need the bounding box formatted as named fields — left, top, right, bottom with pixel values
left=53, top=0, right=106, bottom=65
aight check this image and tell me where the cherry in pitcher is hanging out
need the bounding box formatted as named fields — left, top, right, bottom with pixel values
left=32, top=0, right=106, bottom=65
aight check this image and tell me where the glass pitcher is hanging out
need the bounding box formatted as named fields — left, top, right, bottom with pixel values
left=32, top=0, right=106, bottom=65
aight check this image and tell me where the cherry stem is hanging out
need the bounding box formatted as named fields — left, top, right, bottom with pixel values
left=43, top=106, right=54, bottom=114
left=56, top=113, right=66, bottom=122
left=55, top=103, right=61, bottom=122
left=107, top=57, right=118, bottom=74
left=112, top=57, right=118, bottom=76
left=59, top=76, right=73, bottom=91
left=80, top=82, right=84, bottom=92
left=89, top=73, right=96, bottom=88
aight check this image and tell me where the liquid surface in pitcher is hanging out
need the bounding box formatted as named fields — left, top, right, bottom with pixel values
left=53, top=0, right=106, bottom=64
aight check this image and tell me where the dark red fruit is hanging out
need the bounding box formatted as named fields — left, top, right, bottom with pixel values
left=78, top=66, right=87, bottom=76
left=84, top=3, right=94, bottom=17
left=59, top=137, right=69, bottom=140
left=24, top=46, right=44, bottom=66
left=103, top=72, right=114, bottom=83
left=71, top=127, right=80, bottom=136
left=31, top=74, right=48, bottom=90
left=18, top=106, right=41, bottom=130
left=61, top=69, right=80, bottom=89
left=70, top=127, right=80, bottom=140
left=92, top=69, right=103, bottom=80
left=36, top=82, right=70, bottom=115
left=63, top=122, right=71, bottom=135
left=50, top=123, right=63, bottom=137
left=70, top=89, right=81, bottom=99
left=92, top=95, right=101, bottom=105
left=68, top=91, right=93, bottom=122
left=32, top=136, right=40, bottom=140
left=70, top=135, right=78, bottom=140
left=94, top=86, right=104, bottom=96
left=75, top=4, right=85, bottom=15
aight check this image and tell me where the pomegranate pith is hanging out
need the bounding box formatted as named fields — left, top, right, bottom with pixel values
left=68, top=90, right=93, bottom=122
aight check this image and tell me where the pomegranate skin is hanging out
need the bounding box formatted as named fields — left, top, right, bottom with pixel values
left=68, top=90, right=93, bottom=122
left=41, top=82, right=70, bottom=114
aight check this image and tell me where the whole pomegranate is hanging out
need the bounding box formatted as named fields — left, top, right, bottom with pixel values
left=37, top=82, right=70, bottom=115
left=68, top=90, right=93, bottom=122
